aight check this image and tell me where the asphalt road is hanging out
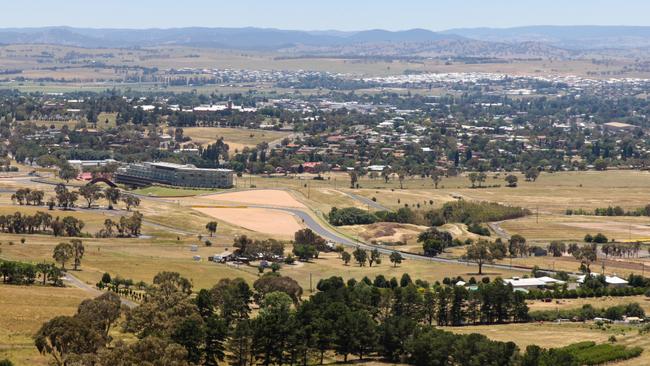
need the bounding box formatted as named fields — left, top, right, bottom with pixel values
left=64, top=272, right=138, bottom=308
left=250, top=204, right=532, bottom=273
left=340, top=191, right=390, bottom=211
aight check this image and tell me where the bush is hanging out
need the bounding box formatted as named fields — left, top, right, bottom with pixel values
left=431, top=200, right=530, bottom=224
left=375, top=207, right=417, bottom=224
left=327, top=207, right=377, bottom=226
left=467, top=223, right=490, bottom=236
left=561, top=342, right=643, bottom=365
left=529, top=302, right=645, bottom=322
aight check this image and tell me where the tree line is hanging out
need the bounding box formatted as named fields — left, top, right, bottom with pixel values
left=327, top=200, right=529, bottom=229
left=32, top=271, right=602, bottom=366
left=0, top=259, right=63, bottom=286
left=0, top=211, right=85, bottom=237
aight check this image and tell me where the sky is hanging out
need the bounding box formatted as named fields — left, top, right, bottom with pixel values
left=3, top=0, right=650, bottom=30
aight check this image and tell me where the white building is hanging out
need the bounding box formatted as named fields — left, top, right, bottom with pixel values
left=504, top=276, right=565, bottom=290
left=577, top=274, right=628, bottom=288
left=67, top=159, right=117, bottom=171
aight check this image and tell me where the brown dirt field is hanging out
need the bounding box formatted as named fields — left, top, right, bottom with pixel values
left=447, top=323, right=611, bottom=349
left=527, top=295, right=650, bottom=314
left=346, top=222, right=427, bottom=243
left=194, top=207, right=303, bottom=238
left=203, top=189, right=305, bottom=208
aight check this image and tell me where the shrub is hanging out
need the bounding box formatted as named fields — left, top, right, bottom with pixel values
left=467, top=223, right=490, bottom=236
left=327, top=207, right=377, bottom=226
left=561, top=342, right=643, bottom=365
left=432, top=200, right=530, bottom=224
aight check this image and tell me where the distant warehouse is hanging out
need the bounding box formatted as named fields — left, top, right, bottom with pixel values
left=116, top=162, right=233, bottom=188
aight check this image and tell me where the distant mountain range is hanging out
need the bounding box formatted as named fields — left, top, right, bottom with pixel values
left=0, top=27, right=462, bottom=50
left=442, top=26, right=650, bottom=50
left=1, top=26, right=650, bottom=57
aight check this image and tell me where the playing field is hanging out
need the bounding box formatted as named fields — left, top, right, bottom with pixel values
left=182, top=127, right=291, bottom=152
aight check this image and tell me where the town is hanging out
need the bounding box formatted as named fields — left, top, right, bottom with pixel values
left=4, top=2, right=650, bottom=366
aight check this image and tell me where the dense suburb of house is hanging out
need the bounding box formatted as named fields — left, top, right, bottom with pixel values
left=8, top=24, right=650, bottom=366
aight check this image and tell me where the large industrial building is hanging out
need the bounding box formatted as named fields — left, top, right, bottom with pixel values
left=116, top=162, right=233, bottom=188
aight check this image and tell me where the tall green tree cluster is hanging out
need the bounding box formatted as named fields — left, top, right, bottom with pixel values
left=33, top=272, right=579, bottom=366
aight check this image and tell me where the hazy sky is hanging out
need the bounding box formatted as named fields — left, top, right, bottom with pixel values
left=4, top=0, right=650, bottom=30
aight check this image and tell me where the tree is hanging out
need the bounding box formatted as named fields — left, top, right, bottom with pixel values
left=79, top=184, right=104, bottom=208
left=594, top=158, right=608, bottom=171
left=122, top=195, right=141, bottom=211
left=508, top=234, right=527, bottom=257
left=352, top=247, right=367, bottom=267
left=548, top=241, right=566, bottom=257
left=398, top=170, right=406, bottom=189
left=76, top=292, right=122, bottom=342
left=293, top=242, right=317, bottom=262
left=466, top=239, right=506, bottom=275
left=341, top=251, right=351, bottom=265
left=206, top=221, right=218, bottom=237
left=171, top=313, right=206, bottom=364
left=53, top=242, right=73, bottom=270
left=368, top=248, right=381, bottom=267
left=477, top=172, right=487, bottom=187
left=98, top=337, right=188, bottom=366
left=573, top=243, right=598, bottom=273
left=101, top=272, right=112, bottom=284
left=505, top=174, right=518, bottom=188
left=34, top=315, right=103, bottom=366
left=253, top=274, right=303, bottom=305
left=227, top=319, right=253, bottom=366
left=293, top=228, right=327, bottom=261
left=348, top=171, right=358, bottom=189
left=62, top=216, right=85, bottom=237
left=252, top=292, right=295, bottom=366
left=418, top=228, right=452, bottom=257
left=525, top=167, right=540, bottom=182
left=202, top=314, right=228, bottom=366
left=468, top=172, right=478, bottom=188
left=431, top=169, right=443, bottom=189
left=381, top=167, right=391, bottom=184
left=593, top=233, right=608, bottom=243
left=104, top=187, right=120, bottom=210
left=58, top=164, right=79, bottom=183
left=210, top=278, right=253, bottom=325
left=387, top=251, right=404, bottom=268
left=54, top=184, right=78, bottom=209
left=71, top=239, right=84, bottom=270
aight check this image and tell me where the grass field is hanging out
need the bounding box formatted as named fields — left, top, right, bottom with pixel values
left=182, top=127, right=291, bottom=152
left=131, top=185, right=220, bottom=197
left=526, top=295, right=650, bottom=314
left=448, top=322, right=650, bottom=365
left=0, top=285, right=91, bottom=366
left=5, top=169, right=650, bottom=364
left=95, top=112, right=117, bottom=130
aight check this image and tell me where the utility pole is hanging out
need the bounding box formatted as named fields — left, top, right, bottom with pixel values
left=309, top=273, right=313, bottom=293
left=536, top=206, right=539, bottom=224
